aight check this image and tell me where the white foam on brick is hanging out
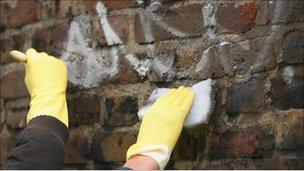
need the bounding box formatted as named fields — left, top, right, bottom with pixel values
left=138, top=79, right=215, bottom=128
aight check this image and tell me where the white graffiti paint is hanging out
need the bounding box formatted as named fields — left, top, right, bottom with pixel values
left=283, top=66, right=295, bottom=85
left=96, top=1, right=150, bottom=77
left=195, top=47, right=211, bottom=74
left=136, top=0, right=144, bottom=6
left=250, top=1, right=284, bottom=72
left=137, top=10, right=173, bottom=77
left=139, top=11, right=155, bottom=43
left=6, top=0, right=18, bottom=8
left=96, top=2, right=122, bottom=45
left=202, top=2, right=216, bottom=27
left=219, top=41, right=229, bottom=46
left=145, top=2, right=188, bottom=38
left=59, top=0, right=285, bottom=88
left=153, top=54, right=176, bottom=77
left=271, top=0, right=284, bottom=24
left=125, top=54, right=150, bottom=76
left=239, top=40, right=250, bottom=51
left=61, top=21, right=118, bottom=87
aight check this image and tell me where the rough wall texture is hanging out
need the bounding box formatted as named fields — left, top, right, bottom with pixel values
left=0, top=0, right=304, bottom=169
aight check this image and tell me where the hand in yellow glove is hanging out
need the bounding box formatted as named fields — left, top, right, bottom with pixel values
left=126, top=86, right=194, bottom=169
left=25, top=48, right=68, bottom=128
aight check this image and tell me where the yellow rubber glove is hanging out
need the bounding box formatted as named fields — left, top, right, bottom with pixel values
left=25, top=48, right=68, bottom=128
left=126, top=86, right=194, bottom=169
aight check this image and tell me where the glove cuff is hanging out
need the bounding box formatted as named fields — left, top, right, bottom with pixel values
left=27, top=93, right=68, bottom=128
left=126, top=143, right=172, bottom=170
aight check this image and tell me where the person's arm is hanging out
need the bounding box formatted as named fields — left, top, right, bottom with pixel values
left=124, top=86, right=195, bottom=170
left=123, top=155, right=159, bottom=169
left=2, top=49, right=69, bottom=169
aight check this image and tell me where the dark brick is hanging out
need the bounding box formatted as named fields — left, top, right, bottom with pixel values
left=134, top=13, right=173, bottom=43
left=193, top=157, right=304, bottom=170
left=84, top=0, right=137, bottom=13
left=0, top=100, right=5, bottom=126
left=0, top=0, right=42, bottom=29
left=281, top=30, right=304, bottom=64
left=226, top=78, right=265, bottom=117
left=94, top=14, right=130, bottom=46
left=64, top=129, right=89, bottom=164
left=101, top=54, right=143, bottom=84
left=155, top=3, right=204, bottom=36
left=210, top=125, right=275, bottom=158
left=68, top=93, right=100, bottom=127
left=271, top=65, right=304, bottom=110
left=171, top=129, right=204, bottom=161
left=191, top=46, right=225, bottom=79
left=278, top=110, right=304, bottom=151
left=253, top=156, right=304, bottom=170
left=255, top=1, right=270, bottom=25
left=0, top=33, right=26, bottom=64
left=134, top=3, right=204, bottom=43
left=134, top=14, right=146, bottom=43
left=32, top=23, right=69, bottom=57
left=216, top=2, right=257, bottom=33
left=148, top=49, right=177, bottom=82
left=100, top=132, right=137, bottom=161
left=218, top=37, right=277, bottom=74
left=101, top=95, right=139, bottom=127
left=50, top=0, right=81, bottom=19
left=268, top=1, right=304, bottom=24
left=0, top=67, right=29, bottom=100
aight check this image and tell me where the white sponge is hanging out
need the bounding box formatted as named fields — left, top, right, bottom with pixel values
left=138, top=79, right=215, bottom=128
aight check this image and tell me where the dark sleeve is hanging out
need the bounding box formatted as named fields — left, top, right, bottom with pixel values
left=2, top=116, right=69, bottom=170
left=118, top=166, right=133, bottom=170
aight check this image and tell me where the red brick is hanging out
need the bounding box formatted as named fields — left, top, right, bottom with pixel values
left=84, top=0, right=137, bottom=13
left=101, top=94, right=139, bottom=127
left=210, top=125, right=275, bottom=158
left=158, top=3, right=204, bottom=36
left=94, top=14, right=130, bottom=46
left=6, top=109, right=27, bottom=129
left=192, top=47, right=224, bottom=79
left=0, top=33, right=26, bottom=64
left=0, top=67, right=29, bottom=100
left=218, top=37, right=277, bottom=74
left=0, top=0, right=42, bottom=29
left=216, top=2, right=257, bottom=33
left=278, top=110, right=304, bottom=150
left=134, top=13, right=174, bottom=43
left=32, top=23, right=69, bottom=56
left=255, top=1, right=269, bottom=25
left=132, top=15, right=146, bottom=43
left=100, top=132, right=137, bottom=161
left=64, top=129, right=89, bottom=164
left=50, top=0, right=81, bottom=19
left=134, top=3, right=204, bottom=43
left=68, top=93, right=100, bottom=127
left=101, top=54, right=142, bottom=84
left=147, top=41, right=178, bottom=82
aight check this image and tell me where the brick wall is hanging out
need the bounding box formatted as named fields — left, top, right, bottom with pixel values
left=1, top=0, right=303, bottom=169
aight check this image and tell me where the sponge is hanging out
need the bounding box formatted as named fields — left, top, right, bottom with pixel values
left=138, top=79, right=215, bottom=128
